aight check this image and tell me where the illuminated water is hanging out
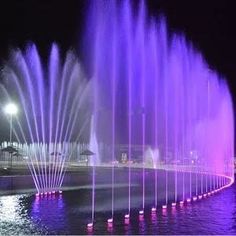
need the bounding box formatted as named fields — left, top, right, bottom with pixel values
left=83, top=0, right=234, bottom=222
left=0, top=172, right=235, bottom=235
left=0, top=0, right=234, bottom=227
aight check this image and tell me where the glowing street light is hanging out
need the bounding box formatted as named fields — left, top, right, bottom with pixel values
left=4, top=103, right=18, bottom=143
left=4, top=103, right=18, bottom=115
left=3, top=103, right=18, bottom=171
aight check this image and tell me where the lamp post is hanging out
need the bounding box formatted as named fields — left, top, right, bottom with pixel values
left=4, top=103, right=18, bottom=144
left=4, top=103, right=18, bottom=170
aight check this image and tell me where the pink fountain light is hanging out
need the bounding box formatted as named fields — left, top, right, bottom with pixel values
left=87, top=222, right=93, bottom=228
left=139, top=210, right=144, bottom=215
left=151, top=207, right=156, bottom=213
left=125, top=218, right=130, bottom=225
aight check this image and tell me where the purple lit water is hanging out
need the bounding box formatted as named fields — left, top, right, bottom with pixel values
left=0, top=0, right=234, bottom=227
left=0, top=170, right=235, bottom=235
left=84, top=0, right=234, bottom=221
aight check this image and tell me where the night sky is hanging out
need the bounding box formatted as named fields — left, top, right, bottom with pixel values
left=0, top=0, right=235, bottom=130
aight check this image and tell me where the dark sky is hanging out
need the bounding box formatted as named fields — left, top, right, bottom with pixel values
left=148, top=0, right=236, bottom=105
left=0, top=0, right=235, bottom=107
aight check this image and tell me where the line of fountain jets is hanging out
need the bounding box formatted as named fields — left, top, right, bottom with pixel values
left=0, top=0, right=234, bottom=230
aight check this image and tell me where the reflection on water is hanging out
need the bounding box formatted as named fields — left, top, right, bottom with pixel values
left=0, top=195, right=47, bottom=235
left=0, top=181, right=236, bottom=235
left=31, top=194, right=67, bottom=234
left=0, top=195, right=22, bottom=222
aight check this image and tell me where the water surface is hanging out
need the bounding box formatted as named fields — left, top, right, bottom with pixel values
left=0, top=174, right=235, bottom=235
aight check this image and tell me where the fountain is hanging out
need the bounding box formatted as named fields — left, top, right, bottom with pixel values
left=0, top=0, right=234, bottom=230
left=0, top=44, right=93, bottom=194
left=144, top=147, right=160, bottom=168
left=89, top=115, right=100, bottom=166
left=83, top=0, right=234, bottom=225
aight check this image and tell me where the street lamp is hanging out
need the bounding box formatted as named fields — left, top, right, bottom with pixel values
left=4, top=103, right=18, bottom=171
left=4, top=103, right=18, bottom=144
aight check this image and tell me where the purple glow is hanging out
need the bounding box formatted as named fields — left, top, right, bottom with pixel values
left=83, top=0, right=234, bottom=218
left=162, top=205, right=167, bottom=209
left=139, top=215, right=144, bottom=221
left=107, top=223, right=113, bottom=230
left=87, top=222, right=93, bottom=228
left=151, top=213, right=157, bottom=221
left=151, top=207, right=156, bottom=212
left=139, top=210, right=144, bottom=215
left=35, top=192, right=63, bottom=199
left=124, top=218, right=130, bottom=225
left=0, top=0, right=234, bottom=224
left=187, top=198, right=191, bottom=203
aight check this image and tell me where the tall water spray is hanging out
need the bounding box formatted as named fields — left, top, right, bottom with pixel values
left=0, top=44, right=92, bottom=193
left=84, top=0, right=234, bottom=217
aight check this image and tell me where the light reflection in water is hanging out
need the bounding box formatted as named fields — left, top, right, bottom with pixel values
left=0, top=180, right=236, bottom=235
left=139, top=215, right=147, bottom=235
left=0, top=195, right=21, bottom=222
left=31, top=194, right=67, bottom=232
left=124, top=217, right=132, bottom=235
left=0, top=195, right=47, bottom=235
